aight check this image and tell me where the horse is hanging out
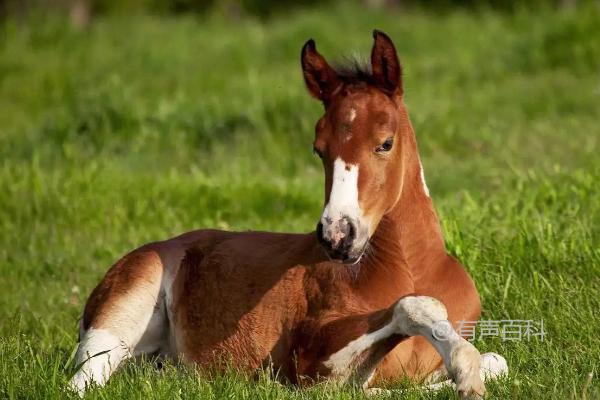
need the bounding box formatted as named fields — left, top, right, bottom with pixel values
left=69, top=30, right=507, bottom=398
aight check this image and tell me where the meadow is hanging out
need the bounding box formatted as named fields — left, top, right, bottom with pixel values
left=0, top=3, right=599, bottom=398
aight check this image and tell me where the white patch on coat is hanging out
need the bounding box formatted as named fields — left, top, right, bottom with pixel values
left=419, top=161, right=430, bottom=197
left=342, top=108, right=357, bottom=142
left=348, top=108, right=357, bottom=122
left=321, top=158, right=361, bottom=227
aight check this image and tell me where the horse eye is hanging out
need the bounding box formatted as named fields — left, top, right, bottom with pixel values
left=376, top=137, right=394, bottom=153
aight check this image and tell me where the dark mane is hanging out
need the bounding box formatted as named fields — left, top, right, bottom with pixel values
left=332, top=57, right=376, bottom=85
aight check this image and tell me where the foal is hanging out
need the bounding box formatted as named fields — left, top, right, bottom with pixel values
left=70, top=31, right=507, bottom=398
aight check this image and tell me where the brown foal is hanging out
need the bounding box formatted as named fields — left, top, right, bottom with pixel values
left=70, top=30, right=507, bottom=398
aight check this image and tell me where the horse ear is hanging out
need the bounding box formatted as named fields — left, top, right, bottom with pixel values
left=301, top=39, right=342, bottom=102
left=371, top=30, right=402, bottom=96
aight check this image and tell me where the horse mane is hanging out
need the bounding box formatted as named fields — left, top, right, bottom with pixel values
left=332, top=57, right=376, bottom=86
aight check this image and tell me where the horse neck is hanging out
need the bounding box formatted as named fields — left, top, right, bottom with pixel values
left=356, top=107, right=447, bottom=300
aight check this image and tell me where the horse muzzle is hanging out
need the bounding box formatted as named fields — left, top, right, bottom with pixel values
left=316, top=216, right=367, bottom=264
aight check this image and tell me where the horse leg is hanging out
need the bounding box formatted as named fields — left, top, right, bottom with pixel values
left=421, top=352, right=508, bottom=389
left=69, top=250, right=170, bottom=395
left=317, top=295, right=486, bottom=398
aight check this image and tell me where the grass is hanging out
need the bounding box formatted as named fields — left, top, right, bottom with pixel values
left=1, top=3, right=599, bottom=399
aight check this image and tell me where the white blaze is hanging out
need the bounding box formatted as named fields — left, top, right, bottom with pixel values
left=321, top=158, right=361, bottom=224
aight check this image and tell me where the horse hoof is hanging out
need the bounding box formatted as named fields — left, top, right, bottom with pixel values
left=480, top=352, right=508, bottom=380
left=449, top=342, right=486, bottom=399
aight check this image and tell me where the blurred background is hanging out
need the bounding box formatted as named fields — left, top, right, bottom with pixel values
left=1, top=1, right=599, bottom=398
left=1, top=0, right=598, bottom=183
left=0, top=0, right=590, bottom=24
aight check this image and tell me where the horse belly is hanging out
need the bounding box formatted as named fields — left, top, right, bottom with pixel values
left=168, top=248, right=302, bottom=372
left=170, top=303, right=296, bottom=373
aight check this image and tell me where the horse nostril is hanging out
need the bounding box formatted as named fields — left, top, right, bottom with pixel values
left=316, top=222, right=329, bottom=248
left=346, top=220, right=356, bottom=243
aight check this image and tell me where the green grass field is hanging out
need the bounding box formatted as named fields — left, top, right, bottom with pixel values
left=1, top=3, right=599, bottom=398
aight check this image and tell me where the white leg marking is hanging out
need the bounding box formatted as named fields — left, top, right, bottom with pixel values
left=322, top=296, right=490, bottom=398
left=417, top=352, right=508, bottom=393
left=479, top=352, right=508, bottom=380
left=424, top=363, right=448, bottom=384
left=392, top=296, right=485, bottom=398
left=427, top=352, right=508, bottom=382
left=69, top=280, right=168, bottom=394
left=365, top=352, right=507, bottom=397
left=324, top=323, right=396, bottom=380
left=133, top=298, right=168, bottom=357
left=69, top=329, right=130, bottom=395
